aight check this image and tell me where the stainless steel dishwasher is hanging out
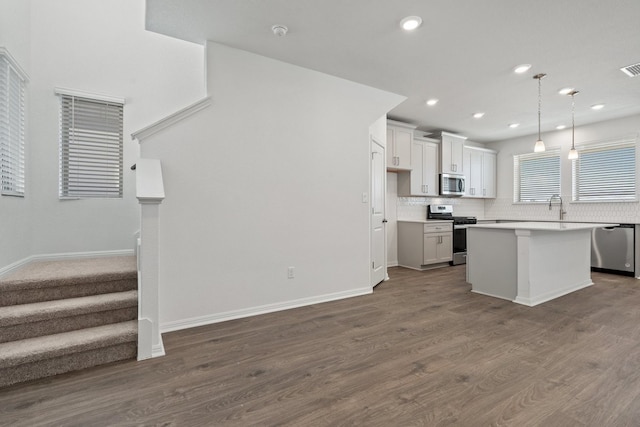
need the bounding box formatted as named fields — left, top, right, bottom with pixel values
left=591, top=224, right=635, bottom=276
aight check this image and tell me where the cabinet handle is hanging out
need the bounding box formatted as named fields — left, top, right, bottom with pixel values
left=425, top=184, right=428, bottom=193
left=483, top=189, right=486, bottom=196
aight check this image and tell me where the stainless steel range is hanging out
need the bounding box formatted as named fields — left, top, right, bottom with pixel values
left=427, top=204, right=477, bottom=265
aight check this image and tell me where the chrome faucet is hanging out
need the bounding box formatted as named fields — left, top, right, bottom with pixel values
left=548, top=194, right=566, bottom=220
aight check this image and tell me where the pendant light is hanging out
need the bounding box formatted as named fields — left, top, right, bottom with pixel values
left=568, top=90, right=579, bottom=160
left=533, top=73, right=546, bottom=152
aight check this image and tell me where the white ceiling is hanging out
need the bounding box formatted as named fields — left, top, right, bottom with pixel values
left=146, top=0, right=640, bottom=143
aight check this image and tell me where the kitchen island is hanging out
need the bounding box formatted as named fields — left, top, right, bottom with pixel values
left=467, top=222, right=618, bottom=306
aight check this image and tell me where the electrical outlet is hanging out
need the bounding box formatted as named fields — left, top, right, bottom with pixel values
left=362, top=192, right=368, bottom=203
left=287, top=267, right=295, bottom=279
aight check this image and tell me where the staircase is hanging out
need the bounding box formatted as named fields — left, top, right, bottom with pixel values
left=0, top=256, right=138, bottom=388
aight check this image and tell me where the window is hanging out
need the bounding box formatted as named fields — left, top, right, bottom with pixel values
left=0, top=48, right=27, bottom=197
left=513, top=148, right=560, bottom=202
left=57, top=89, right=124, bottom=198
left=572, top=136, right=637, bottom=202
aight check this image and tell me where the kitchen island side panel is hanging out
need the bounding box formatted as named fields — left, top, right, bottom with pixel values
left=467, top=228, right=517, bottom=300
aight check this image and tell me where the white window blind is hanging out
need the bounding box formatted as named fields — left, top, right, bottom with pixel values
left=58, top=93, right=124, bottom=198
left=572, top=136, right=637, bottom=201
left=0, top=50, right=27, bottom=197
left=513, top=149, right=561, bottom=202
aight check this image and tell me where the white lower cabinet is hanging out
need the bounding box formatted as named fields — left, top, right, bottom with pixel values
left=398, top=221, right=453, bottom=270
left=423, top=231, right=453, bottom=264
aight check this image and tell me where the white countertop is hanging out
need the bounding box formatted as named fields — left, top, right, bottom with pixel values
left=397, top=219, right=453, bottom=223
left=468, top=221, right=619, bottom=231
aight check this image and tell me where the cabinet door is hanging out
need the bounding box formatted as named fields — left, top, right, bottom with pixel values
left=482, top=152, right=497, bottom=198
left=441, top=134, right=465, bottom=174
left=463, top=149, right=472, bottom=196
left=451, top=139, right=464, bottom=174
left=423, top=234, right=439, bottom=264
left=410, top=141, right=426, bottom=194
left=394, top=128, right=413, bottom=170
left=386, top=127, right=395, bottom=168
left=423, top=143, right=438, bottom=196
left=469, top=149, right=483, bottom=197
left=437, top=233, right=453, bottom=262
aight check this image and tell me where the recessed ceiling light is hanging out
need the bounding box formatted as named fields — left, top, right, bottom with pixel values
left=509, top=123, right=520, bottom=128
left=400, top=16, right=422, bottom=31
left=591, top=104, right=605, bottom=110
left=271, top=25, right=288, bottom=37
left=425, top=98, right=438, bottom=106
left=556, top=124, right=567, bottom=130
left=473, top=112, right=485, bottom=119
left=513, top=64, right=531, bottom=74
left=558, top=87, right=574, bottom=95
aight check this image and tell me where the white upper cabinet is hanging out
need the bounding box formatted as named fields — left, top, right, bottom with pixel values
left=440, top=132, right=466, bottom=174
left=387, top=120, right=416, bottom=171
left=482, top=151, right=497, bottom=198
left=397, top=136, right=438, bottom=197
left=462, top=146, right=497, bottom=198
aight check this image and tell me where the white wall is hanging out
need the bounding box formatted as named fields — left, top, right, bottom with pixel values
left=0, top=0, right=205, bottom=269
left=140, top=42, right=403, bottom=329
left=0, top=0, right=31, bottom=269
left=485, top=114, right=640, bottom=223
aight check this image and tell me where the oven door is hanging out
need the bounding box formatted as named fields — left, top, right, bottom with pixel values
left=452, top=225, right=468, bottom=265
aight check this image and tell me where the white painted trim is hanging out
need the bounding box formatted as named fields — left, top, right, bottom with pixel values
left=0, top=47, right=29, bottom=82
left=0, top=249, right=135, bottom=278
left=386, top=119, right=417, bottom=130
left=131, top=97, right=212, bottom=142
left=136, top=159, right=165, bottom=203
left=161, top=287, right=373, bottom=333
left=513, top=280, right=593, bottom=307
left=137, top=318, right=153, bottom=360
left=441, top=131, right=468, bottom=140
left=54, top=87, right=125, bottom=104
left=152, top=343, right=166, bottom=358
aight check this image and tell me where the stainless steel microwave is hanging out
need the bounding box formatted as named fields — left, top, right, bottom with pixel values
left=440, top=173, right=465, bottom=196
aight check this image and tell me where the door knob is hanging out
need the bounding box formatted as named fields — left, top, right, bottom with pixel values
left=382, top=219, right=388, bottom=223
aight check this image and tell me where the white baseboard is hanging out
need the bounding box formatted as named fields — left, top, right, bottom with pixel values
left=0, top=249, right=135, bottom=278
left=161, top=286, right=373, bottom=333
left=152, top=342, right=166, bottom=358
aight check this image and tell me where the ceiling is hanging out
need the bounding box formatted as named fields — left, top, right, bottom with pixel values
left=146, top=0, right=640, bottom=143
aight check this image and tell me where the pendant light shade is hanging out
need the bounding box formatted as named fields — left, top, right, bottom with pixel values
left=568, top=90, right=579, bottom=160
left=533, top=74, right=546, bottom=152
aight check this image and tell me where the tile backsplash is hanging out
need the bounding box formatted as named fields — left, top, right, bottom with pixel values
left=396, top=197, right=486, bottom=220
left=485, top=198, right=640, bottom=224
left=396, top=195, right=640, bottom=224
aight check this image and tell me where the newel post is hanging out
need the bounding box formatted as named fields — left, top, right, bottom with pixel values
left=135, top=159, right=165, bottom=360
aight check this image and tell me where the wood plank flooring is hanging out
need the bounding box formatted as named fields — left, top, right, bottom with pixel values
left=2, top=266, right=640, bottom=426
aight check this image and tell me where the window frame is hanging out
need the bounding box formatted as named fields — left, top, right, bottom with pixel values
left=0, top=48, right=28, bottom=197
left=513, top=148, right=561, bottom=203
left=56, top=88, right=125, bottom=199
left=571, top=135, right=638, bottom=203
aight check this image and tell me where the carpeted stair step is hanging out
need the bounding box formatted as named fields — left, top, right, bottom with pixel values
left=0, top=321, right=137, bottom=387
left=0, top=256, right=137, bottom=307
left=0, top=291, right=138, bottom=343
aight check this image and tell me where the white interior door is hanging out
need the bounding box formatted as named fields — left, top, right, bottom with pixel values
left=371, top=138, right=386, bottom=286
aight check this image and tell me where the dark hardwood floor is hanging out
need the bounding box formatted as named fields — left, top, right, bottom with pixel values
left=2, top=266, right=640, bottom=426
